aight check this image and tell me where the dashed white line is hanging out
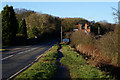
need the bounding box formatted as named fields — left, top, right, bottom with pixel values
left=1, top=55, right=13, bottom=61
left=7, top=50, right=47, bottom=80
left=2, top=47, right=40, bottom=60
left=7, top=44, right=54, bottom=80
left=17, top=52, right=24, bottom=54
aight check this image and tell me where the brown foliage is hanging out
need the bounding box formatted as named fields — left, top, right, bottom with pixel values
left=70, top=24, right=120, bottom=67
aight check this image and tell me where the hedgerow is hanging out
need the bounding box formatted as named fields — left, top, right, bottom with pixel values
left=70, top=24, right=120, bottom=67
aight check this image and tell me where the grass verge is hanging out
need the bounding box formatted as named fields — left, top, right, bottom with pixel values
left=14, top=43, right=59, bottom=80
left=60, top=45, right=111, bottom=79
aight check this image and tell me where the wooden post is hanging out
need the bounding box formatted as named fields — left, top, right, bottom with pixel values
left=61, top=26, right=62, bottom=43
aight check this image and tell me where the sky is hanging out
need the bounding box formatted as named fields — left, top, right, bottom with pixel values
left=0, top=2, right=118, bottom=23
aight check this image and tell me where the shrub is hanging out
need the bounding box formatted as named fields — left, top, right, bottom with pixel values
left=99, top=22, right=116, bottom=35
left=97, top=24, right=120, bottom=66
left=70, top=31, right=95, bottom=48
left=69, top=25, right=119, bottom=67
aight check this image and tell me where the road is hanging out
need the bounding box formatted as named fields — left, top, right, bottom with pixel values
left=2, top=41, right=56, bottom=79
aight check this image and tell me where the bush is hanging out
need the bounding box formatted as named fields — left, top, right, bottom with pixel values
left=99, top=22, right=116, bottom=35
left=70, top=31, right=95, bottom=48
left=97, top=24, right=120, bottom=66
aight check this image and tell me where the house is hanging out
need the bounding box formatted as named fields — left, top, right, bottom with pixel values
left=74, top=21, right=95, bottom=33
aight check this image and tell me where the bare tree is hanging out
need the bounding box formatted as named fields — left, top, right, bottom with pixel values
left=112, top=1, right=120, bottom=24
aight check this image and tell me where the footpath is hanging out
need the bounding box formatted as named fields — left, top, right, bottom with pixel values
left=14, top=43, right=111, bottom=80
left=53, top=44, right=71, bottom=80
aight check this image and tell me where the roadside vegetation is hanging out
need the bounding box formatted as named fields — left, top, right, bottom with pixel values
left=68, top=24, right=120, bottom=80
left=1, top=4, right=119, bottom=80
left=69, top=24, right=119, bottom=67
left=14, top=43, right=113, bottom=80
left=60, top=45, right=111, bottom=79
left=14, top=43, right=59, bottom=80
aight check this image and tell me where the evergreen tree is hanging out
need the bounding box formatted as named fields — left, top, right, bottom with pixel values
left=0, top=13, right=2, bottom=46
left=18, top=19, right=27, bottom=38
left=2, top=5, right=18, bottom=45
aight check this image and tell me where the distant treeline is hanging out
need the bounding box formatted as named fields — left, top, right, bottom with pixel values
left=1, top=5, right=89, bottom=46
left=1, top=5, right=117, bottom=46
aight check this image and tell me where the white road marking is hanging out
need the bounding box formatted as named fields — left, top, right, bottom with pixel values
left=2, top=47, right=40, bottom=60
left=7, top=49, right=48, bottom=80
left=7, top=62, right=33, bottom=80
left=17, top=52, right=24, bottom=54
left=14, top=48, right=21, bottom=49
left=7, top=43, right=54, bottom=80
left=1, top=55, right=13, bottom=61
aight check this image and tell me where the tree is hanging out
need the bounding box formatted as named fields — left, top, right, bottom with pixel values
left=61, top=18, right=88, bottom=32
left=26, top=13, right=61, bottom=38
left=18, top=19, right=27, bottom=38
left=2, top=5, right=18, bottom=45
left=14, top=8, right=35, bottom=22
left=112, top=1, right=120, bottom=24
left=91, top=23, right=101, bottom=35
left=0, top=13, right=2, bottom=46
left=32, top=26, right=39, bottom=37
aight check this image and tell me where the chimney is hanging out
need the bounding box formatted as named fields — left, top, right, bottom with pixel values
left=85, top=23, right=87, bottom=29
left=78, top=24, right=81, bottom=30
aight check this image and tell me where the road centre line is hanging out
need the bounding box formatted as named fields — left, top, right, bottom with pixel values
left=7, top=43, right=55, bottom=80
left=1, top=55, right=13, bottom=61
left=2, top=47, right=40, bottom=60
left=7, top=48, right=49, bottom=80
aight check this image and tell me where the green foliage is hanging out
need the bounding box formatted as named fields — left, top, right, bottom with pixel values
left=61, top=18, right=88, bottom=32
left=40, top=44, right=59, bottom=63
left=26, top=13, right=61, bottom=38
left=91, top=23, right=101, bottom=35
left=2, top=5, right=18, bottom=45
left=0, top=13, right=2, bottom=40
left=14, top=63, right=57, bottom=80
left=18, top=19, right=27, bottom=38
left=60, top=45, right=111, bottom=79
left=31, top=26, right=39, bottom=36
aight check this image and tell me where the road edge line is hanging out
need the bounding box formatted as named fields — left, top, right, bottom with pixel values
left=7, top=43, right=54, bottom=80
